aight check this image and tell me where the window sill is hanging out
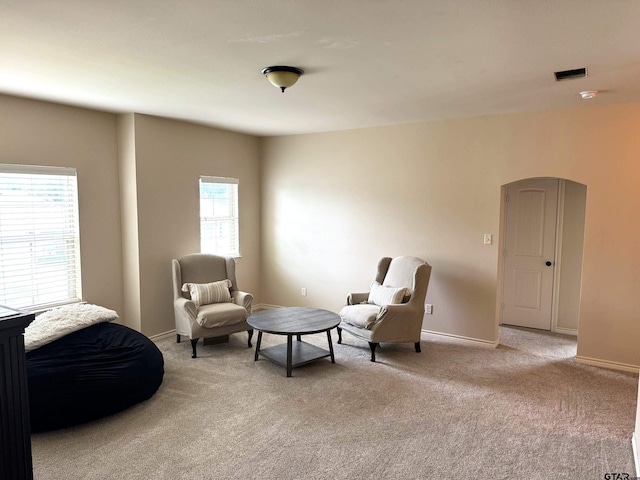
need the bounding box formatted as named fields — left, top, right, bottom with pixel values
left=23, top=300, right=85, bottom=315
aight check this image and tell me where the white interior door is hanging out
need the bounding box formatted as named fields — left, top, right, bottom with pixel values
left=501, top=178, right=559, bottom=330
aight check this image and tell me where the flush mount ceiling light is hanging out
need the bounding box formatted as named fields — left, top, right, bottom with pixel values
left=580, top=90, right=598, bottom=99
left=261, top=66, right=304, bottom=92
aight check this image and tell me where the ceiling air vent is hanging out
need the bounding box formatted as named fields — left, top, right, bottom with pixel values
left=554, top=67, right=587, bottom=81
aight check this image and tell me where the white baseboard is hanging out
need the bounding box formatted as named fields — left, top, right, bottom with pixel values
left=633, top=433, right=639, bottom=478
left=422, top=329, right=499, bottom=348
left=249, top=312, right=497, bottom=349
left=575, top=355, right=639, bottom=373
left=253, top=303, right=282, bottom=311
left=149, top=329, right=176, bottom=342
left=252, top=310, right=498, bottom=349
left=554, top=326, right=578, bottom=336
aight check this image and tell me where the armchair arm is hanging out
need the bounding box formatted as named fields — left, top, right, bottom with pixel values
left=377, top=302, right=418, bottom=321
left=231, top=290, right=254, bottom=314
left=347, top=292, right=369, bottom=305
left=370, top=302, right=424, bottom=343
left=174, top=297, right=198, bottom=337
left=175, top=297, right=197, bottom=320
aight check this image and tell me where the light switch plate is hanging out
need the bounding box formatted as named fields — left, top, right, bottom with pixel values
left=483, top=234, right=492, bottom=245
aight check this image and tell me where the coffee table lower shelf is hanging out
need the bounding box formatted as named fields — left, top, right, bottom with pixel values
left=257, top=340, right=331, bottom=372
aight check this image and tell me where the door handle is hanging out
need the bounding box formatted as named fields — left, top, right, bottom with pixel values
left=545, top=261, right=553, bottom=266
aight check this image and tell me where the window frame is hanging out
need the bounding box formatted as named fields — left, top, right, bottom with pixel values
left=0, top=163, right=82, bottom=311
left=199, top=176, right=240, bottom=258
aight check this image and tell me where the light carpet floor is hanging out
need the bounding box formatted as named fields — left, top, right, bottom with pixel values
left=32, top=326, right=638, bottom=479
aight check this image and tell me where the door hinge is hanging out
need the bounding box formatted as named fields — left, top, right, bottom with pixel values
left=505, top=193, right=510, bottom=203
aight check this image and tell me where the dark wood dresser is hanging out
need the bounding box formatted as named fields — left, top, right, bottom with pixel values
left=0, top=305, right=35, bottom=480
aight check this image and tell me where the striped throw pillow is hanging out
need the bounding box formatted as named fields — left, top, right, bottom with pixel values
left=182, top=279, right=232, bottom=307
left=367, top=281, right=407, bottom=307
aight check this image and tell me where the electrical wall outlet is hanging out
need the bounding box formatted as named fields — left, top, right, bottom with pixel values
left=301, top=287, right=307, bottom=296
left=425, top=304, right=433, bottom=314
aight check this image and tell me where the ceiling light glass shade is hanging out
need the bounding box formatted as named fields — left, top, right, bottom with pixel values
left=580, top=90, right=598, bottom=99
left=261, top=66, right=304, bottom=92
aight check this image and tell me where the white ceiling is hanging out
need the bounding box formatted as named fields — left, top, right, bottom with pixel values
left=2, top=0, right=639, bottom=137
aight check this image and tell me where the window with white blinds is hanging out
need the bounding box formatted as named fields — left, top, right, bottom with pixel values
left=199, top=176, right=240, bottom=257
left=0, top=164, right=82, bottom=310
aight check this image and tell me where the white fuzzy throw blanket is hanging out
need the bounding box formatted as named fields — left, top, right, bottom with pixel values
left=24, top=303, right=118, bottom=352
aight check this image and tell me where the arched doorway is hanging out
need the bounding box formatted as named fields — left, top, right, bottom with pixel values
left=498, top=177, right=587, bottom=335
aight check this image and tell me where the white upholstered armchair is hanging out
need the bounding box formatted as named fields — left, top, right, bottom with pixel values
left=337, top=256, right=432, bottom=362
left=172, top=253, right=253, bottom=358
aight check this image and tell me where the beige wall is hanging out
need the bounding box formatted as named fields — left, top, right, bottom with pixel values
left=556, top=180, right=587, bottom=333
left=0, top=94, right=124, bottom=316
left=130, top=114, right=261, bottom=337
left=2, top=91, right=639, bottom=367
left=117, top=113, right=142, bottom=331
left=261, top=102, right=640, bottom=367
left=0, top=96, right=261, bottom=338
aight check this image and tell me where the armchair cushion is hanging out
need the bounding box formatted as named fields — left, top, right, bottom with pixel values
left=182, top=279, right=232, bottom=306
left=196, top=302, right=249, bottom=328
left=339, top=304, right=380, bottom=330
left=367, top=281, right=407, bottom=307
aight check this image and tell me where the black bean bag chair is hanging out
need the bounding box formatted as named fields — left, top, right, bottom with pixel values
left=26, top=322, right=164, bottom=432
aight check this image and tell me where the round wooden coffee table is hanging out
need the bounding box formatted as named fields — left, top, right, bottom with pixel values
left=247, top=307, right=340, bottom=377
